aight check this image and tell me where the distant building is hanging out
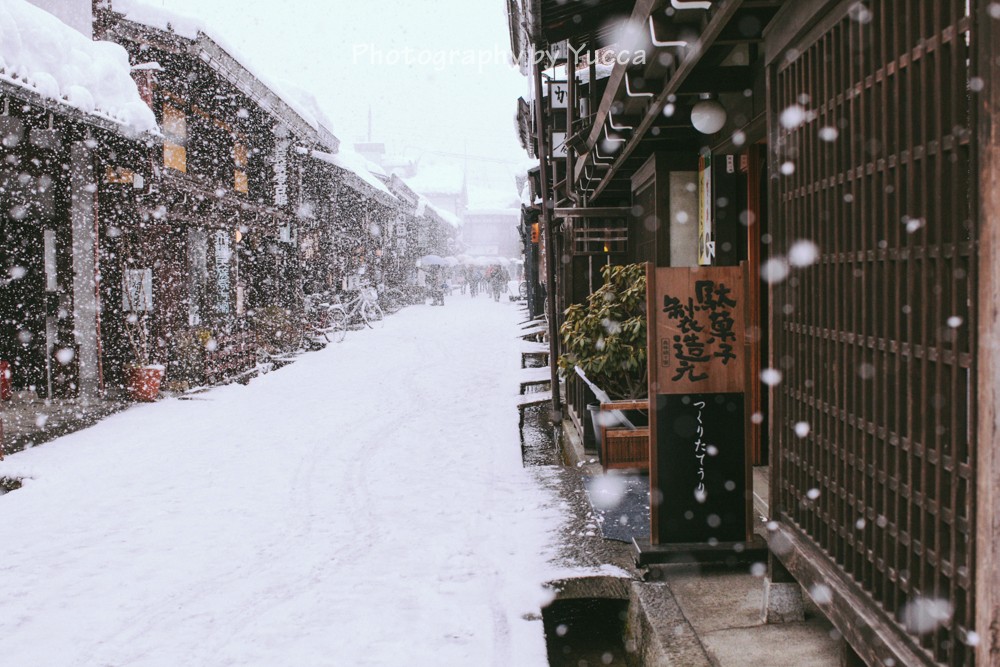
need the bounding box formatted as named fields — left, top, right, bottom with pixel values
left=402, top=163, right=467, bottom=221
left=353, top=142, right=385, bottom=168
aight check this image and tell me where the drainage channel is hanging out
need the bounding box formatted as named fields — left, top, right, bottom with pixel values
left=543, top=597, right=632, bottom=666
left=520, top=403, right=562, bottom=467
left=520, top=406, right=638, bottom=666
left=0, top=477, right=23, bottom=495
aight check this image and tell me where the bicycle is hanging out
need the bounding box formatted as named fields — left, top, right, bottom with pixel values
left=302, top=292, right=348, bottom=348
left=380, top=286, right=406, bottom=314
left=333, top=287, right=384, bottom=328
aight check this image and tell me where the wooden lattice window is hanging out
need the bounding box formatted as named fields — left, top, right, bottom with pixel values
left=162, top=104, right=187, bottom=173
left=770, top=2, right=975, bottom=665
left=571, top=219, right=628, bottom=255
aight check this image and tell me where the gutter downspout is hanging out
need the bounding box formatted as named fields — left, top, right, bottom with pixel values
left=532, top=59, right=562, bottom=421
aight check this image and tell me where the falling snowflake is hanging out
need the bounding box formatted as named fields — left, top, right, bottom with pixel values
left=761, top=257, right=790, bottom=284
left=788, top=240, right=819, bottom=267
left=779, top=105, right=808, bottom=129
left=760, top=368, right=782, bottom=386
left=818, top=126, right=839, bottom=142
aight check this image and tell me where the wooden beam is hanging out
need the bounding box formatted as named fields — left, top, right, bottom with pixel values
left=552, top=207, right=632, bottom=218
left=761, top=0, right=842, bottom=66
left=575, top=0, right=659, bottom=172
left=589, top=0, right=746, bottom=200
left=770, top=521, right=939, bottom=667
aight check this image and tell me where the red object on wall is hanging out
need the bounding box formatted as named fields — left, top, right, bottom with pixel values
left=0, top=360, right=11, bottom=401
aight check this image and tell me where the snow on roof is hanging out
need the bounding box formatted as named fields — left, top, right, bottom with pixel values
left=310, top=147, right=394, bottom=200
left=364, top=157, right=387, bottom=178
left=0, top=0, right=158, bottom=134
left=405, top=164, right=465, bottom=196
left=114, top=0, right=336, bottom=143
left=269, top=79, right=337, bottom=141
left=466, top=187, right=521, bottom=212
left=415, top=196, right=461, bottom=228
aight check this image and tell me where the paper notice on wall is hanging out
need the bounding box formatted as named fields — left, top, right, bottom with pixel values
left=698, top=154, right=714, bottom=266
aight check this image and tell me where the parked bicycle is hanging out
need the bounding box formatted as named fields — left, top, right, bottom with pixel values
left=333, top=287, right=384, bottom=328
left=380, top=286, right=407, bottom=314
left=302, top=292, right=347, bottom=348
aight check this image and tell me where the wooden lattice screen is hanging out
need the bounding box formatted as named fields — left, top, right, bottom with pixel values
left=571, top=220, right=628, bottom=255
left=771, top=1, right=976, bottom=664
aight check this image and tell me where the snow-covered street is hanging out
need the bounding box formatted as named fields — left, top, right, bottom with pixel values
left=0, top=297, right=567, bottom=666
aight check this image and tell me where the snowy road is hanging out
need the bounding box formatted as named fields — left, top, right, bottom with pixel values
left=0, top=297, right=567, bottom=666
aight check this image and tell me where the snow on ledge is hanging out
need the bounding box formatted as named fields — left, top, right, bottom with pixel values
left=309, top=147, right=394, bottom=199
left=415, top=196, right=461, bottom=228
left=0, top=0, right=158, bottom=134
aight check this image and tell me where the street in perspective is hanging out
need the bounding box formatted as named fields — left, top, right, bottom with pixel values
left=1, top=1, right=996, bottom=666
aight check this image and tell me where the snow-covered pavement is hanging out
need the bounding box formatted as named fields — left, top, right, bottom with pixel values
left=0, top=297, right=568, bottom=666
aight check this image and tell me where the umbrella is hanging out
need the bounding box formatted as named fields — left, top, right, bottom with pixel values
left=417, top=254, right=448, bottom=266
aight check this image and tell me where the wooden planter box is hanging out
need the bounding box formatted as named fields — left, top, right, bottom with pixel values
left=598, top=399, right=650, bottom=472
left=600, top=426, right=650, bottom=471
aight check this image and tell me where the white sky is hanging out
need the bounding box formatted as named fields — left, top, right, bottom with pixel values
left=145, top=0, right=533, bottom=181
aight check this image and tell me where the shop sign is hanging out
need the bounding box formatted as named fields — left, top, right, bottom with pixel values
left=647, top=264, right=749, bottom=545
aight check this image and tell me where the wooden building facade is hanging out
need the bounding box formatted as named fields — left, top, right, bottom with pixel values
left=99, top=9, right=343, bottom=389
left=511, top=0, right=997, bottom=664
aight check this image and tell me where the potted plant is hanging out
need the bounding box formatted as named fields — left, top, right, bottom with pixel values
left=558, top=262, right=648, bottom=400
left=122, top=268, right=164, bottom=402
left=558, top=262, right=648, bottom=469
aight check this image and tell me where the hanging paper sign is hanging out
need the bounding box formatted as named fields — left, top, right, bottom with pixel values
left=551, top=132, right=568, bottom=158
left=548, top=80, right=569, bottom=109
left=698, top=154, right=714, bottom=265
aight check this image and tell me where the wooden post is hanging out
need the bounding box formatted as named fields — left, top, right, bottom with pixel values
left=975, top=1, right=1000, bottom=663
left=532, top=59, right=562, bottom=421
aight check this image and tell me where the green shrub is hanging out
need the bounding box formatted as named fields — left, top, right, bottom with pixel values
left=558, top=262, right=647, bottom=400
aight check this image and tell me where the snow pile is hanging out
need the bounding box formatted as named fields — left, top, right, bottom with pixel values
left=520, top=179, right=533, bottom=206
left=0, top=297, right=575, bottom=665
left=112, top=0, right=204, bottom=39
left=0, top=0, right=157, bottom=134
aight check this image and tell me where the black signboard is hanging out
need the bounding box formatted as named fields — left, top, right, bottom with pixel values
left=654, top=392, right=746, bottom=544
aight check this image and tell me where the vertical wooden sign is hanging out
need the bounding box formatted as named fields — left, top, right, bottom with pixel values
left=647, top=264, right=749, bottom=545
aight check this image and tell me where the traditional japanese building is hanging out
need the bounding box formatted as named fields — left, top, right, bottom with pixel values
left=510, top=1, right=995, bottom=665
left=1, top=0, right=158, bottom=400
left=99, top=3, right=340, bottom=388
